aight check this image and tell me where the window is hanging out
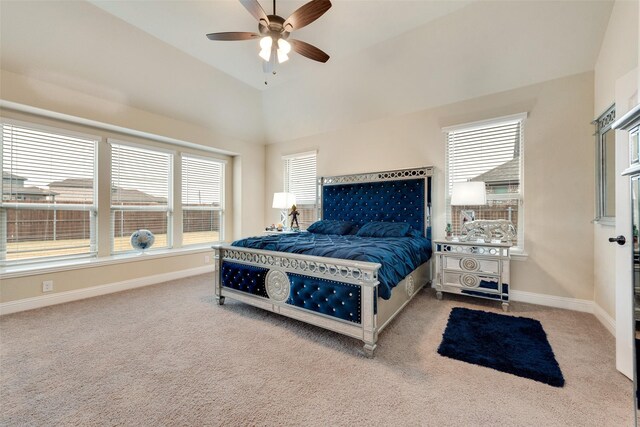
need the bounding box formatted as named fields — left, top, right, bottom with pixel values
left=181, top=155, right=224, bottom=246
left=283, top=151, right=317, bottom=229
left=1, top=120, right=97, bottom=263
left=594, top=105, right=616, bottom=223
left=110, top=141, right=172, bottom=253
left=444, top=113, right=526, bottom=250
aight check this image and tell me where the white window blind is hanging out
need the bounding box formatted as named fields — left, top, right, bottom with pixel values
left=445, top=114, right=525, bottom=249
left=283, top=152, right=317, bottom=230
left=182, top=155, right=224, bottom=245
left=284, top=152, right=317, bottom=205
left=110, top=141, right=172, bottom=253
left=1, top=121, right=97, bottom=263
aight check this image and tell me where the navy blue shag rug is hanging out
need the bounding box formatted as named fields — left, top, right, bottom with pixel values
left=438, top=307, right=565, bottom=387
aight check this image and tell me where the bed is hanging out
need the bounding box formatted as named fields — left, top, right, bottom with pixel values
left=212, top=166, right=434, bottom=356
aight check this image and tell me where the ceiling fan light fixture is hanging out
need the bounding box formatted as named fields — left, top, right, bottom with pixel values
left=259, top=36, right=272, bottom=50
left=277, top=38, right=291, bottom=54
left=259, top=47, right=271, bottom=61
left=277, top=50, right=289, bottom=63
left=259, top=36, right=273, bottom=61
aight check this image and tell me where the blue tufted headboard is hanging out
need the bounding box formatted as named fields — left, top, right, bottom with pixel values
left=319, top=167, right=433, bottom=237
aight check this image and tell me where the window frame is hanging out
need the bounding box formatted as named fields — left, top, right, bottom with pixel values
left=443, top=113, right=526, bottom=252
left=283, top=151, right=317, bottom=229
left=181, top=153, right=226, bottom=247
left=1, top=118, right=99, bottom=265
left=108, top=138, right=174, bottom=254
left=593, top=104, right=616, bottom=225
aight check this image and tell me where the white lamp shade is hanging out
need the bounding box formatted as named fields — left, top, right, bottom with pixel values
left=272, top=192, right=297, bottom=209
left=451, top=182, right=487, bottom=206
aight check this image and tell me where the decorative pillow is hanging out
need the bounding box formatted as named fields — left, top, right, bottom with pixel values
left=408, top=228, right=424, bottom=238
left=356, top=221, right=412, bottom=238
left=306, top=220, right=356, bottom=235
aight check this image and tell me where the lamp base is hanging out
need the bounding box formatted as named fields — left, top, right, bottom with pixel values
left=460, top=209, right=475, bottom=228
left=280, top=210, right=288, bottom=230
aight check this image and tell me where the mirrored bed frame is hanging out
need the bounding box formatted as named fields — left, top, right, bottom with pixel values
left=212, top=166, right=434, bottom=356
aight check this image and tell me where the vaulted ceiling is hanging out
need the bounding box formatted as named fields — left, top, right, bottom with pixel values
left=0, top=1, right=614, bottom=145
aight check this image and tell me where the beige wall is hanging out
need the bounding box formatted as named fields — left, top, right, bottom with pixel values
left=1, top=254, right=209, bottom=303
left=593, top=0, right=639, bottom=319
left=266, top=72, right=595, bottom=300
left=0, top=69, right=265, bottom=304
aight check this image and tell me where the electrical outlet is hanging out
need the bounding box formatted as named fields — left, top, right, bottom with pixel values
left=204, top=255, right=211, bottom=264
left=42, top=280, right=54, bottom=293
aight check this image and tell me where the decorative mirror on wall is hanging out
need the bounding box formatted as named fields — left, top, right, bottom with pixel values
left=595, top=105, right=616, bottom=224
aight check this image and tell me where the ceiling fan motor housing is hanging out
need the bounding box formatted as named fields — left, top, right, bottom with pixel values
left=261, top=14, right=289, bottom=39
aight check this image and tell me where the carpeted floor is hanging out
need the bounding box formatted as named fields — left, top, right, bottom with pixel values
left=0, top=274, right=634, bottom=426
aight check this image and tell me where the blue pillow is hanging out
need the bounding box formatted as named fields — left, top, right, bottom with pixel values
left=356, top=221, right=412, bottom=238
left=307, top=220, right=356, bottom=235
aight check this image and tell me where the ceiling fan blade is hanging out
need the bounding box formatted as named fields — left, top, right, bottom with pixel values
left=290, top=39, right=330, bottom=63
left=283, top=0, right=331, bottom=32
left=239, top=0, right=269, bottom=26
left=206, top=32, right=260, bottom=41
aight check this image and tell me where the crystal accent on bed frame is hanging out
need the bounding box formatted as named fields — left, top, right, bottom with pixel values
left=265, top=269, right=291, bottom=303
left=320, top=167, right=434, bottom=186
left=406, top=275, right=415, bottom=297
left=220, top=247, right=380, bottom=284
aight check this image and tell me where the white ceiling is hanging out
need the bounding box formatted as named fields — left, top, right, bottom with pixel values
left=0, top=1, right=615, bottom=145
left=89, top=0, right=474, bottom=90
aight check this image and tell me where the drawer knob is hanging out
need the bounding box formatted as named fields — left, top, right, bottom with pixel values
left=460, top=257, right=480, bottom=271
left=460, top=274, right=480, bottom=288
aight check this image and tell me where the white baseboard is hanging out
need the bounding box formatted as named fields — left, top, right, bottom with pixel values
left=0, top=265, right=214, bottom=315
left=510, top=290, right=616, bottom=337
left=510, top=289, right=594, bottom=313
left=593, top=303, right=616, bottom=336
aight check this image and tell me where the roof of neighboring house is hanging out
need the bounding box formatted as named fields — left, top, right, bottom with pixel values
left=48, top=178, right=93, bottom=188
left=471, top=157, right=520, bottom=185
left=2, top=185, right=57, bottom=197
left=48, top=178, right=166, bottom=204
left=111, top=188, right=167, bottom=204
left=2, top=171, right=27, bottom=182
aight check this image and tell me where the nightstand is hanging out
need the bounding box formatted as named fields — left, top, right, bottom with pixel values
left=433, top=239, right=512, bottom=312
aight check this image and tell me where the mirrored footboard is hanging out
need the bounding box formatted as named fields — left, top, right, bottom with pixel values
left=212, top=245, right=382, bottom=356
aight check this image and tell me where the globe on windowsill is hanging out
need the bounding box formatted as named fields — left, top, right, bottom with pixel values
left=130, top=229, right=155, bottom=253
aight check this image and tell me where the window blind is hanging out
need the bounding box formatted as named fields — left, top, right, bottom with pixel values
left=182, top=156, right=223, bottom=207
left=110, top=141, right=172, bottom=252
left=1, top=121, right=97, bottom=262
left=111, top=143, right=170, bottom=207
left=284, top=153, right=317, bottom=205
left=445, top=115, right=525, bottom=249
left=182, top=155, right=224, bottom=245
left=446, top=120, right=522, bottom=196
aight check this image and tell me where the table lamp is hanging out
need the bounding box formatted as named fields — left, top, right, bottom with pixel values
left=272, top=192, right=296, bottom=229
left=451, top=181, right=487, bottom=230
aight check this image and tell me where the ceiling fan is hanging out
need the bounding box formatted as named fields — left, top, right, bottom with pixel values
left=206, top=0, right=331, bottom=72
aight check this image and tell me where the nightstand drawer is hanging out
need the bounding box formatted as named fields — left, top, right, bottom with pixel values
left=442, top=271, right=501, bottom=293
left=442, top=255, right=500, bottom=275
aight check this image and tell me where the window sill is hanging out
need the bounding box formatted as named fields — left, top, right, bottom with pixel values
left=593, top=218, right=615, bottom=227
left=0, top=245, right=217, bottom=279
left=511, top=248, right=528, bottom=261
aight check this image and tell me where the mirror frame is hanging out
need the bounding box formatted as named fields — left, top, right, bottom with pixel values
left=594, top=104, right=617, bottom=224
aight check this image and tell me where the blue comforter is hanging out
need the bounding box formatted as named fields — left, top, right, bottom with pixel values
left=231, top=233, right=432, bottom=300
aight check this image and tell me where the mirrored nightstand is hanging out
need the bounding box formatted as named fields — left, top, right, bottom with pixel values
left=433, top=239, right=512, bottom=311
